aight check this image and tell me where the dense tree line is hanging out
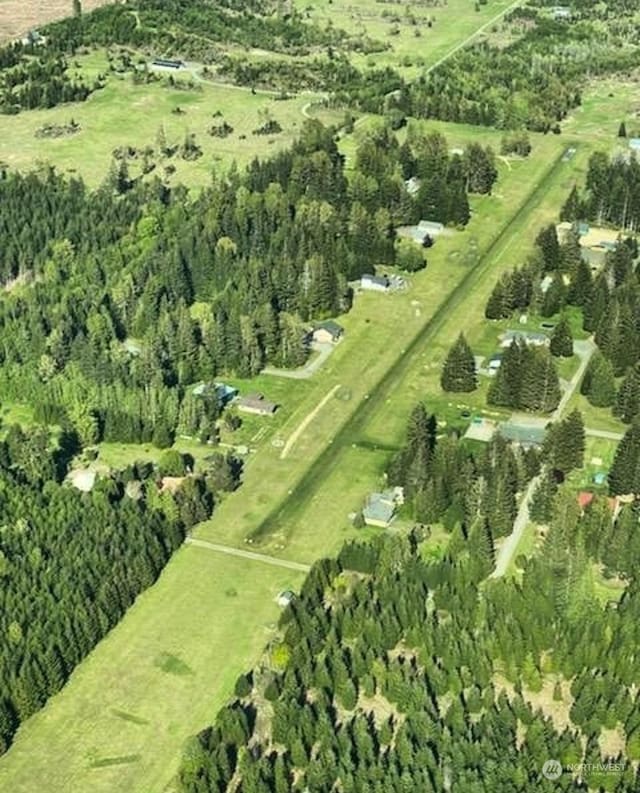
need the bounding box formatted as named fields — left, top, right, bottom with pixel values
left=488, top=340, right=561, bottom=413
left=0, top=121, right=478, bottom=444
left=0, top=55, right=99, bottom=114
left=562, top=153, right=640, bottom=232
left=401, top=3, right=640, bottom=132
left=484, top=171, right=640, bottom=424
left=386, top=403, right=538, bottom=537
left=177, top=502, right=640, bottom=791
left=0, top=426, right=237, bottom=755
left=43, top=0, right=372, bottom=59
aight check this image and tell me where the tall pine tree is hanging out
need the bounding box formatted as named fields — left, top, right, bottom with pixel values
left=441, top=333, right=477, bottom=392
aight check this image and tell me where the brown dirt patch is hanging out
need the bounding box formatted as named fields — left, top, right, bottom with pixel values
left=0, top=0, right=115, bottom=44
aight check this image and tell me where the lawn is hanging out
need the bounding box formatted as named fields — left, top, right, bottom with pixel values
left=566, top=393, right=627, bottom=435
left=563, top=72, right=640, bottom=142
left=0, top=547, right=305, bottom=793
left=0, top=51, right=320, bottom=189
left=567, top=435, right=619, bottom=491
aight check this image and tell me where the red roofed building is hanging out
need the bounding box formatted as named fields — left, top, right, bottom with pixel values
left=577, top=491, right=620, bottom=516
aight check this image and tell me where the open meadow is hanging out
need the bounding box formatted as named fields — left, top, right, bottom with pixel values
left=295, top=0, right=521, bottom=76
left=0, top=51, right=322, bottom=188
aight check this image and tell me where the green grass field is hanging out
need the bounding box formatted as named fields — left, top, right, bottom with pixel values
left=0, top=547, right=304, bottom=793
left=0, top=52, right=320, bottom=189
left=295, top=0, right=520, bottom=76
left=191, top=132, right=586, bottom=561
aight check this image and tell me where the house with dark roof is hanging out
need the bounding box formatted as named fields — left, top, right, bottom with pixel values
left=312, top=320, right=344, bottom=345
left=235, top=393, right=278, bottom=416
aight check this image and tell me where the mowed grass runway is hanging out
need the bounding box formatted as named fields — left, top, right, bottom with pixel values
left=0, top=547, right=304, bottom=793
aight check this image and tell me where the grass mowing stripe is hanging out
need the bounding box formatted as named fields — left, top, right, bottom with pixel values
left=248, top=143, right=575, bottom=541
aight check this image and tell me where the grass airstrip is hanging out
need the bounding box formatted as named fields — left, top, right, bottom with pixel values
left=0, top=19, right=638, bottom=793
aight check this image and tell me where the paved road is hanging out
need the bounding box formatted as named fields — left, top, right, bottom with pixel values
left=185, top=537, right=311, bottom=572
left=491, top=338, right=596, bottom=577
left=263, top=342, right=335, bottom=380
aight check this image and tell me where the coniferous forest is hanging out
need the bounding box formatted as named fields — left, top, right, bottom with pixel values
left=178, top=500, right=640, bottom=792
left=0, top=122, right=485, bottom=446
left=0, top=425, right=239, bottom=753
left=483, top=153, right=640, bottom=425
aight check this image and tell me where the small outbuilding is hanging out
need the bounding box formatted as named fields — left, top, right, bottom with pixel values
left=152, top=58, right=186, bottom=70
left=312, top=320, right=344, bottom=345
left=276, top=590, right=296, bottom=607
left=235, top=393, right=278, bottom=416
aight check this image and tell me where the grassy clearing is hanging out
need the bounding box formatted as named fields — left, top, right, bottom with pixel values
left=0, top=547, right=305, bottom=793
left=502, top=522, right=540, bottom=578
left=0, top=52, right=320, bottom=189
left=563, top=72, right=640, bottom=142
left=566, top=393, right=627, bottom=435
left=295, top=0, right=520, bottom=77
left=566, top=435, right=619, bottom=491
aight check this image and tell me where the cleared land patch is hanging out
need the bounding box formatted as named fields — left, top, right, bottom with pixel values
left=0, top=0, right=112, bottom=43
left=0, top=52, right=323, bottom=188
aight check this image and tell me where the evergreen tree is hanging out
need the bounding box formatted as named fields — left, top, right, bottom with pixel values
left=440, top=333, right=477, bottom=392
left=543, top=410, right=585, bottom=474
left=485, top=277, right=510, bottom=319
left=560, top=185, right=581, bottom=222
left=609, top=422, right=640, bottom=495
left=535, top=224, right=561, bottom=271
left=618, top=121, right=627, bottom=138
left=581, top=352, right=616, bottom=408
left=615, top=364, right=640, bottom=423
left=550, top=317, right=573, bottom=357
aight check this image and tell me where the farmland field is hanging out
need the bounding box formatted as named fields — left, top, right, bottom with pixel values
left=0, top=0, right=112, bottom=43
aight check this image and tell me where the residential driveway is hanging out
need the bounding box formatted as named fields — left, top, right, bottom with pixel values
left=262, top=342, right=335, bottom=380
left=492, top=337, right=596, bottom=578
